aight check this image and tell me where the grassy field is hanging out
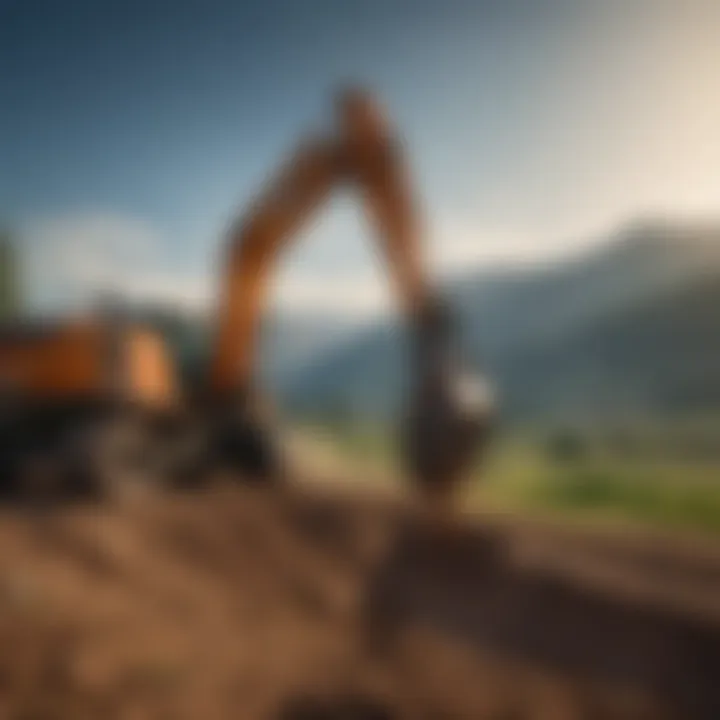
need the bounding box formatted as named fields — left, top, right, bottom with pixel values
left=472, top=440, right=720, bottom=534
left=300, top=422, right=720, bottom=535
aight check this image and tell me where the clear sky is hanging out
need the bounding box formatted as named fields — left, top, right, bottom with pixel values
left=1, top=0, right=719, bottom=316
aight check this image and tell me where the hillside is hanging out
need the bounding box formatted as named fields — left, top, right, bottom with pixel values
left=282, top=220, right=720, bottom=423
left=497, top=275, right=720, bottom=421
left=0, top=484, right=718, bottom=719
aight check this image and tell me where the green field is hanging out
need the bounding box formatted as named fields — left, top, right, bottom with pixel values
left=303, top=422, right=720, bottom=535
left=472, top=441, right=720, bottom=534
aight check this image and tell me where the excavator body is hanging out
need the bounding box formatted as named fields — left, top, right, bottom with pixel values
left=0, top=318, right=179, bottom=498
left=0, top=88, right=493, bottom=505
left=0, top=321, right=175, bottom=406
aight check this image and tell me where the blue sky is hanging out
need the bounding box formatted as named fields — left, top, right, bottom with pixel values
left=1, top=0, right=719, bottom=315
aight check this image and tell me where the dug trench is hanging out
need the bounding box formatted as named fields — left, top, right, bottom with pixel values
left=0, top=481, right=718, bottom=719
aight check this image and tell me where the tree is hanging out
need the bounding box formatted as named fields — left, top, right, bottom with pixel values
left=0, top=229, right=20, bottom=320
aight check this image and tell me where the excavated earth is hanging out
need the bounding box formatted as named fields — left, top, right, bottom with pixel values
left=0, top=480, right=719, bottom=720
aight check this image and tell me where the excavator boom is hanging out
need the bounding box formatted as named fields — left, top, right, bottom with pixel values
left=209, top=90, right=432, bottom=397
left=209, top=139, right=341, bottom=397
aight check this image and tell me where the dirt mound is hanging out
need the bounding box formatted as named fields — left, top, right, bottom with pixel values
left=0, top=483, right=718, bottom=719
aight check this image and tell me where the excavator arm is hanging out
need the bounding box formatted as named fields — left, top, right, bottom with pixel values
left=338, top=89, right=430, bottom=319
left=209, top=89, right=432, bottom=397
left=205, top=89, right=492, bottom=497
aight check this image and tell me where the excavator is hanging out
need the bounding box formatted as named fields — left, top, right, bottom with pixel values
left=0, top=88, right=493, bottom=504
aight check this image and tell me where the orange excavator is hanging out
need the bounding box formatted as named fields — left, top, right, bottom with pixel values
left=195, top=88, right=494, bottom=500
left=0, top=88, right=492, bottom=503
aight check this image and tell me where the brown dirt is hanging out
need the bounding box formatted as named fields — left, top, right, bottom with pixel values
left=0, top=481, right=718, bottom=719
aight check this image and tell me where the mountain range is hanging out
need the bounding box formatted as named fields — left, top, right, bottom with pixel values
left=280, top=219, right=720, bottom=425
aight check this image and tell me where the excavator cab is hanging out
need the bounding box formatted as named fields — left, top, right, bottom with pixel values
left=0, top=312, right=179, bottom=499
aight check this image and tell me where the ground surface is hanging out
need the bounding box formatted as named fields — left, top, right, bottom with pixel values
left=0, top=480, right=718, bottom=719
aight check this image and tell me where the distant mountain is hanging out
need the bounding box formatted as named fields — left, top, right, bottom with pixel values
left=124, top=302, right=360, bottom=391
left=282, top=220, right=720, bottom=424
left=258, top=312, right=362, bottom=389
left=497, top=274, right=720, bottom=421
